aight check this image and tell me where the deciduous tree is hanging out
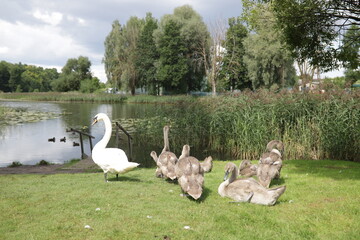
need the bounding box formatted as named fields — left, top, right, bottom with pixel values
left=52, top=56, right=93, bottom=92
left=242, top=2, right=296, bottom=89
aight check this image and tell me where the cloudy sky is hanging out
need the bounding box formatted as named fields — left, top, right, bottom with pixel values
left=0, top=0, right=342, bottom=83
left=1, top=0, right=245, bottom=82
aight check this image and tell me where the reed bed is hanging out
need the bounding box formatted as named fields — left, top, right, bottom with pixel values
left=133, top=90, right=360, bottom=161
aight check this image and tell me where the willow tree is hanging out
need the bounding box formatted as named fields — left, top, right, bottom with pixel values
left=103, top=20, right=124, bottom=90
left=154, top=5, right=210, bottom=93
left=242, top=2, right=296, bottom=89
left=103, top=18, right=144, bottom=95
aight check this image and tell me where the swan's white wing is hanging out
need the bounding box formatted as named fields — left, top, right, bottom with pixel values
left=106, top=161, right=139, bottom=174
left=98, top=148, right=129, bottom=163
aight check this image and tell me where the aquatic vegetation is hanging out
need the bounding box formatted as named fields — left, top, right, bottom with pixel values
left=0, top=107, right=61, bottom=126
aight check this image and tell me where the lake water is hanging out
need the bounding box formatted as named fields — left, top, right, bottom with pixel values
left=0, top=101, right=167, bottom=167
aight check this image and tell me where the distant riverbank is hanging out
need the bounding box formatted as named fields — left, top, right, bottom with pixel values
left=0, top=92, right=195, bottom=104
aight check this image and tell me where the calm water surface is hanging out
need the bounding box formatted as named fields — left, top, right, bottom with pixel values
left=0, top=101, right=165, bottom=167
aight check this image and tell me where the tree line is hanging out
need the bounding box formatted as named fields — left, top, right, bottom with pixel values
left=0, top=56, right=104, bottom=93
left=1, top=1, right=358, bottom=94
left=103, top=1, right=359, bottom=95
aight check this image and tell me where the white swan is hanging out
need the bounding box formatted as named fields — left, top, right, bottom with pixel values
left=91, top=113, right=139, bottom=182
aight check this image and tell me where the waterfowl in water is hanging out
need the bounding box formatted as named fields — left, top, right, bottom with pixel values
left=156, top=126, right=178, bottom=180
left=48, top=137, right=55, bottom=142
left=60, top=137, right=66, bottom=142
left=91, top=113, right=139, bottom=182
left=238, top=160, right=257, bottom=177
left=200, top=156, right=213, bottom=173
left=218, top=162, right=286, bottom=206
left=257, top=149, right=283, bottom=187
left=175, top=145, right=204, bottom=200
left=73, top=142, right=79, bottom=147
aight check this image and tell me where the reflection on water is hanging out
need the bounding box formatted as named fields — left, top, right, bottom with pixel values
left=0, top=101, right=162, bottom=167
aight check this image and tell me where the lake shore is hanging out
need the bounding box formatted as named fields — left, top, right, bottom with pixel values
left=0, top=157, right=99, bottom=175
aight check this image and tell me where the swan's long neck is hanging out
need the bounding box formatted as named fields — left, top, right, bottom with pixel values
left=218, top=179, right=229, bottom=197
left=95, top=116, right=112, bottom=150
left=218, top=166, right=237, bottom=197
left=179, top=145, right=190, bottom=159
left=229, top=166, right=238, bottom=184
left=271, top=149, right=282, bottom=157
left=162, top=127, right=170, bottom=153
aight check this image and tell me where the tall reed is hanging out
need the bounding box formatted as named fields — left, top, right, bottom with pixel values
left=133, top=90, right=360, bottom=161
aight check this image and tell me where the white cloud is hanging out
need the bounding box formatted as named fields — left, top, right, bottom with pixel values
left=33, top=9, right=63, bottom=26
left=66, top=15, right=87, bottom=26
left=0, top=46, right=10, bottom=54
left=0, top=19, right=102, bottom=66
left=91, top=64, right=107, bottom=83
left=0, top=0, right=245, bottom=84
left=321, top=69, right=344, bottom=78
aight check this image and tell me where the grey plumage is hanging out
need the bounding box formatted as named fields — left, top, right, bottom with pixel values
left=200, top=156, right=213, bottom=173
left=218, top=162, right=286, bottom=206
left=152, top=126, right=178, bottom=180
left=175, top=145, right=204, bottom=200
left=266, top=140, right=284, bottom=156
left=257, top=149, right=283, bottom=187
left=239, top=160, right=257, bottom=177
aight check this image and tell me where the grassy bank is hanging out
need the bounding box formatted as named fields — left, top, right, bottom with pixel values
left=0, top=92, right=128, bottom=103
left=0, top=160, right=359, bottom=240
left=0, top=92, right=194, bottom=103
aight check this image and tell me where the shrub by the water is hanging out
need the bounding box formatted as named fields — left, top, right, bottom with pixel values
left=8, top=161, right=22, bottom=167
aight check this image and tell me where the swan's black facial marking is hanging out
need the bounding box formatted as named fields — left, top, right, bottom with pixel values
left=92, top=116, right=98, bottom=125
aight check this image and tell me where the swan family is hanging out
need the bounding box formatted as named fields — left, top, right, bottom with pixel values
left=91, top=113, right=285, bottom=205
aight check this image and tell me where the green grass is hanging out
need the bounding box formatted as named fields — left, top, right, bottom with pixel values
left=1, top=160, right=359, bottom=240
